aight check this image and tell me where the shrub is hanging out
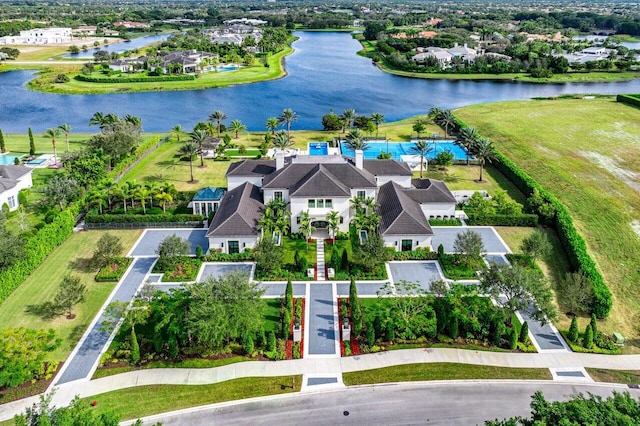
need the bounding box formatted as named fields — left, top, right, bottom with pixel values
left=202, top=252, right=253, bottom=262
left=85, top=212, right=204, bottom=225
left=75, top=74, right=195, bottom=83
left=390, top=249, right=438, bottom=261
left=366, top=322, right=376, bottom=345
left=386, top=321, right=395, bottom=342
left=195, top=245, right=203, bottom=258
left=130, top=329, right=140, bottom=364
left=95, top=257, right=132, bottom=282
left=256, top=327, right=266, bottom=348
left=266, top=331, right=276, bottom=352
left=54, top=73, right=70, bottom=83
left=590, top=313, right=598, bottom=338
left=428, top=218, right=462, bottom=226
left=509, top=327, right=518, bottom=350
left=617, top=94, right=640, bottom=108
left=568, top=317, right=579, bottom=342
left=449, top=315, right=459, bottom=339
left=519, top=321, right=529, bottom=343
left=465, top=213, right=538, bottom=227
left=285, top=280, right=293, bottom=313
left=282, top=309, right=292, bottom=340
left=243, top=335, right=254, bottom=356
left=583, top=324, right=594, bottom=349
left=437, top=244, right=444, bottom=257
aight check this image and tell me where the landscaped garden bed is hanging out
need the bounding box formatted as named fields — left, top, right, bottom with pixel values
left=152, top=256, right=201, bottom=282
left=438, top=253, right=485, bottom=280
left=95, top=257, right=132, bottom=282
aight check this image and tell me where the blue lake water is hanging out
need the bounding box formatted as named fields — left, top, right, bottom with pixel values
left=1, top=31, right=640, bottom=133
left=341, top=141, right=468, bottom=161
left=62, top=33, right=172, bottom=58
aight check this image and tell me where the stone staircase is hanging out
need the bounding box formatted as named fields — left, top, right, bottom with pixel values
left=316, top=240, right=325, bottom=281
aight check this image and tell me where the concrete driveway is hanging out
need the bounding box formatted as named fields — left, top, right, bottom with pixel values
left=128, top=229, right=209, bottom=257
left=388, top=261, right=444, bottom=291
left=432, top=226, right=510, bottom=254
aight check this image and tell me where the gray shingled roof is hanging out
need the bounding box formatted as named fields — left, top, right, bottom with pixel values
left=226, top=160, right=276, bottom=177
left=0, top=165, right=31, bottom=180
left=263, top=162, right=376, bottom=194
left=377, top=181, right=433, bottom=236
left=206, top=182, right=264, bottom=237
left=363, top=159, right=412, bottom=176
left=409, top=179, right=456, bottom=203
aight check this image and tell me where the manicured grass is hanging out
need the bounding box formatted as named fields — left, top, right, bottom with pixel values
left=264, top=298, right=283, bottom=333
left=342, top=363, right=552, bottom=385
left=0, top=230, right=141, bottom=361
left=79, top=376, right=301, bottom=421
left=29, top=41, right=295, bottom=94
left=282, top=237, right=317, bottom=265
left=587, top=368, right=640, bottom=384
left=93, top=356, right=253, bottom=379
left=456, top=98, right=640, bottom=350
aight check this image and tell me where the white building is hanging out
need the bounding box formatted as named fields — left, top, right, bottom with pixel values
left=0, top=165, right=33, bottom=212
left=0, top=28, right=72, bottom=45
left=207, top=152, right=456, bottom=254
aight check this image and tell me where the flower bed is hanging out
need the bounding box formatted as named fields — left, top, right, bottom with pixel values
left=95, top=257, right=132, bottom=282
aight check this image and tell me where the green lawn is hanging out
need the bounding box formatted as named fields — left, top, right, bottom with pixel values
left=342, top=363, right=552, bottom=385
left=77, top=376, right=301, bottom=422
left=456, top=97, right=640, bottom=349
left=587, top=368, right=640, bottom=384
left=93, top=356, right=253, bottom=379
left=282, top=237, right=317, bottom=265
left=264, top=298, right=283, bottom=333
left=0, top=230, right=141, bottom=361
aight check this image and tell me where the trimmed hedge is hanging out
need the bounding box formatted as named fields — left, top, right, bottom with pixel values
left=617, top=94, right=640, bottom=108
left=390, top=250, right=438, bottom=261
left=75, top=74, right=195, bottom=84
left=0, top=206, right=77, bottom=304
left=202, top=252, right=254, bottom=262
left=465, top=213, right=538, bottom=227
left=85, top=212, right=204, bottom=224
left=454, top=116, right=612, bottom=318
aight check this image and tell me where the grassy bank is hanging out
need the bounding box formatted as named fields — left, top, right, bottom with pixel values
left=456, top=97, right=640, bottom=349
left=0, top=230, right=141, bottom=361
left=27, top=41, right=296, bottom=94
left=343, top=363, right=552, bottom=385
left=587, top=368, right=640, bottom=384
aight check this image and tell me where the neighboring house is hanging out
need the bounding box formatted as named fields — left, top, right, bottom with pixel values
left=189, top=187, right=225, bottom=217
left=157, top=50, right=217, bottom=74
left=0, top=165, right=33, bottom=212
left=204, top=23, right=263, bottom=46
left=556, top=47, right=613, bottom=64
left=0, top=27, right=72, bottom=45
left=113, top=21, right=150, bottom=29
left=72, top=26, right=97, bottom=36
left=412, top=47, right=453, bottom=66
left=206, top=151, right=456, bottom=253
left=108, top=58, right=145, bottom=72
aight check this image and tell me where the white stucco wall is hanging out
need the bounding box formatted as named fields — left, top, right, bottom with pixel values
left=207, top=236, right=258, bottom=254
left=263, top=188, right=290, bottom=204
left=375, top=175, right=411, bottom=188
left=420, top=202, right=455, bottom=219
left=383, top=235, right=433, bottom=251
left=0, top=171, right=32, bottom=212
left=290, top=196, right=351, bottom=234
left=227, top=176, right=263, bottom=190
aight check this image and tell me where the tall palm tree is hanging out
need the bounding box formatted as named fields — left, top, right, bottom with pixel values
left=89, top=111, right=106, bottom=128
left=156, top=191, right=173, bottom=214
left=278, top=108, right=298, bottom=138
left=145, top=182, right=159, bottom=208
left=87, top=189, right=107, bottom=214
left=171, top=125, right=183, bottom=143
left=123, top=114, right=142, bottom=128
left=58, top=123, right=71, bottom=152
left=350, top=196, right=365, bottom=214
left=208, top=110, right=227, bottom=137
left=273, top=130, right=293, bottom=152
left=178, top=141, right=199, bottom=183
left=473, top=137, right=495, bottom=182
left=265, top=117, right=279, bottom=135
left=189, top=128, right=208, bottom=167
left=427, top=107, right=443, bottom=123
left=437, top=109, right=456, bottom=137
left=229, top=119, right=246, bottom=139
left=345, top=128, right=369, bottom=152
left=341, top=109, right=356, bottom=132
left=412, top=120, right=426, bottom=140
left=370, top=112, right=384, bottom=139
left=410, top=139, right=434, bottom=178
left=299, top=210, right=316, bottom=249
left=327, top=210, right=341, bottom=241
left=362, top=197, right=378, bottom=215
left=134, top=186, right=150, bottom=214
left=43, top=128, right=61, bottom=165
left=455, top=126, right=479, bottom=166
left=113, top=183, right=130, bottom=214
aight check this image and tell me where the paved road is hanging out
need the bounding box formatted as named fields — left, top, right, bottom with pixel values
left=54, top=257, right=156, bottom=385
left=308, top=283, right=336, bottom=355
left=134, top=382, right=640, bottom=426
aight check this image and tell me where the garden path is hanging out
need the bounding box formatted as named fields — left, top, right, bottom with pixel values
left=316, top=241, right=325, bottom=281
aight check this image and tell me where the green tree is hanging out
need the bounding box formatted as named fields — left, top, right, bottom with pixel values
left=349, top=278, right=362, bottom=337
left=285, top=279, right=293, bottom=313
left=43, top=127, right=61, bottom=165
left=0, top=226, right=25, bottom=270
left=229, top=119, right=246, bottom=139
left=298, top=210, right=316, bottom=249
left=0, top=328, right=61, bottom=387
left=254, top=236, right=283, bottom=274
left=453, top=230, right=486, bottom=266
left=568, top=316, right=579, bottom=342
left=480, top=263, right=557, bottom=325
left=559, top=271, right=594, bottom=316
left=43, top=175, right=80, bottom=211
left=278, top=108, right=298, bottom=138
left=583, top=323, right=594, bottom=349
left=370, top=112, right=384, bottom=139
left=58, top=123, right=72, bottom=153
left=377, top=281, right=437, bottom=340
left=410, top=139, right=434, bottom=178
left=472, top=137, right=495, bottom=182
left=345, top=128, right=369, bottom=152
left=186, top=272, right=265, bottom=350
left=189, top=128, right=208, bottom=168
left=509, top=326, right=518, bottom=349
left=15, top=394, right=120, bottom=426
left=0, top=127, right=5, bottom=153
left=87, top=120, right=141, bottom=169
left=455, top=126, right=479, bottom=166
left=520, top=230, right=551, bottom=262
left=243, top=334, right=254, bottom=355
left=28, top=127, right=35, bottom=156
left=130, top=327, right=140, bottom=364
left=53, top=275, right=86, bottom=319
left=434, top=150, right=454, bottom=169
left=171, top=124, right=183, bottom=142
left=322, top=109, right=343, bottom=131
left=412, top=120, right=426, bottom=140
left=341, top=108, right=356, bottom=131
left=208, top=110, right=227, bottom=137
left=590, top=313, right=598, bottom=338
left=354, top=233, right=388, bottom=272
left=273, top=130, right=293, bottom=152
left=264, top=117, right=279, bottom=135
left=327, top=210, right=341, bottom=240
left=519, top=321, right=529, bottom=343
left=178, top=141, right=199, bottom=183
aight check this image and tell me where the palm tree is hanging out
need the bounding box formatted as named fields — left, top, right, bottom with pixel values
left=455, top=126, right=479, bottom=166
left=43, top=128, right=61, bottom=165
left=178, top=141, right=199, bottom=183
left=345, top=128, right=369, bottom=152
left=156, top=191, right=173, bottom=214
left=350, top=196, right=365, bottom=214
left=341, top=108, right=356, bottom=132
left=88, top=189, right=107, bottom=214
left=412, top=120, right=426, bottom=140
left=427, top=107, right=443, bottom=123
left=473, top=137, right=496, bottom=182
left=370, top=112, right=384, bottom=139
left=265, top=117, right=279, bottom=135
left=229, top=119, right=246, bottom=139
left=273, top=130, right=293, bottom=152
left=58, top=123, right=71, bottom=152
left=362, top=197, right=378, bottom=215
left=171, top=125, right=183, bottom=143
left=208, top=110, right=227, bottom=137
left=410, top=139, right=434, bottom=178
left=124, top=180, right=139, bottom=209
left=437, top=109, right=456, bottom=137
left=299, top=210, right=316, bottom=249
left=123, top=114, right=142, bottom=127
left=327, top=210, right=341, bottom=241
left=89, top=111, right=106, bottom=128
left=113, top=184, right=130, bottom=214
left=189, top=128, right=208, bottom=167
left=278, top=108, right=298, bottom=138
left=145, top=182, right=159, bottom=208
left=134, top=186, right=150, bottom=214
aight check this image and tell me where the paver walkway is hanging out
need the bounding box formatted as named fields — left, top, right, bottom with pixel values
left=54, top=257, right=157, bottom=385
left=307, top=283, right=337, bottom=356
left=316, top=241, right=325, bottom=281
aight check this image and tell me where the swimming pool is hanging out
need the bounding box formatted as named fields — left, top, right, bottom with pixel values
left=308, top=142, right=329, bottom=155
left=340, top=141, right=469, bottom=161
left=26, top=157, right=47, bottom=166
left=216, top=65, right=239, bottom=72
left=0, top=154, right=21, bottom=165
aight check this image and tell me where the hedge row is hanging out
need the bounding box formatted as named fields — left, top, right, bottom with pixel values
left=389, top=250, right=438, bottom=261
left=454, top=116, right=612, bottom=318
left=465, top=213, right=539, bottom=227
left=85, top=212, right=205, bottom=224
left=0, top=207, right=77, bottom=303
left=75, top=74, right=195, bottom=84
left=616, top=94, right=640, bottom=108
left=201, top=252, right=254, bottom=262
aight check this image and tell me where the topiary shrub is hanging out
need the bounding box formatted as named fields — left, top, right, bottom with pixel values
left=519, top=321, right=529, bottom=343
left=568, top=316, right=579, bottom=342
left=583, top=324, right=594, bottom=349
